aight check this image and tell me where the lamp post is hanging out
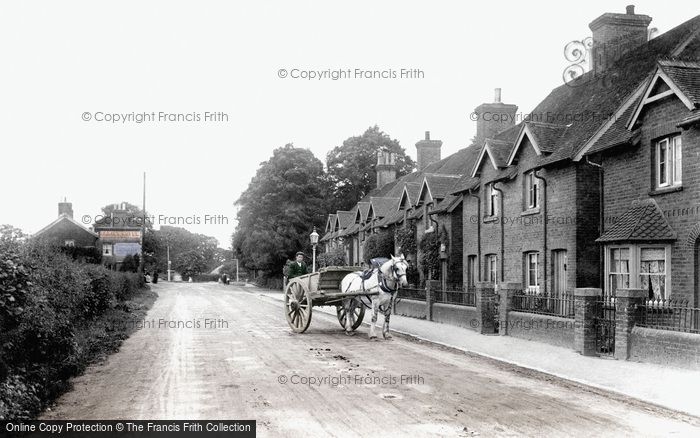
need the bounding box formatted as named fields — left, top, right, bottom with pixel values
left=310, top=227, right=319, bottom=273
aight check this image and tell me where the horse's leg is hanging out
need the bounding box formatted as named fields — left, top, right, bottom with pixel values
left=345, top=298, right=356, bottom=336
left=369, top=297, right=379, bottom=339
left=382, top=293, right=395, bottom=339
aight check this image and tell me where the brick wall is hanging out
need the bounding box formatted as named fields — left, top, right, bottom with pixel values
left=506, top=312, right=575, bottom=349
left=463, top=137, right=599, bottom=294
left=601, top=96, right=700, bottom=304
left=629, top=326, right=700, bottom=369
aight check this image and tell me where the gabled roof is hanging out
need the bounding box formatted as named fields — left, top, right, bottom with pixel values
left=418, top=174, right=462, bottom=204
left=431, top=194, right=463, bottom=215
left=368, top=197, right=399, bottom=219
left=596, top=199, right=677, bottom=242
left=33, top=214, right=99, bottom=239
left=325, top=214, right=337, bottom=232
left=627, top=59, right=700, bottom=128
left=470, top=138, right=512, bottom=177
left=355, top=202, right=370, bottom=223
left=398, top=182, right=421, bottom=210
left=507, top=122, right=568, bottom=165
left=335, top=210, right=356, bottom=230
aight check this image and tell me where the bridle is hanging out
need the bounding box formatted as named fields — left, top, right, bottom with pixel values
left=379, top=259, right=407, bottom=293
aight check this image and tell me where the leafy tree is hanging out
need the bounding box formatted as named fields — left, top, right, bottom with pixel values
left=149, top=226, right=220, bottom=275
left=232, top=144, right=327, bottom=279
left=326, top=126, right=414, bottom=212
left=173, top=250, right=208, bottom=279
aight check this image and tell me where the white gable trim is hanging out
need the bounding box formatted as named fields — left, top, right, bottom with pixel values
left=417, top=177, right=433, bottom=205
left=627, top=69, right=695, bottom=130
left=573, top=80, right=647, bottom=161
left=507, top=125, right=542, bottom=166
left=470, top=142, right=499, bottom=178
left=398, top=186, right=412, bottom=210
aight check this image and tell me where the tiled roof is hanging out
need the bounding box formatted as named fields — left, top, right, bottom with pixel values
left=320, top=231, right=333, bottom=242
left=335, top=210, right=356, bottom=229
left=356, top=202, right=370, bottom=222
left=451, top=175, right=480, bottom=195
left=596, top=199, right=677, bottom=242
left=431, top=194, right=463, bottom=214
left=658, top=59, right=700, bottom=105
left=421, top=174, right=463, bottom=201
left=338, top=222, right=360, bottom=237
left=325, top=214, right=337, bottom=232
left=525, top=122, right=569, bottom=153
left=369, top=197, right=399, bottom=219
left=376, top=210, right=404, bottom=228
left=399, top=182, right=422, bottom=208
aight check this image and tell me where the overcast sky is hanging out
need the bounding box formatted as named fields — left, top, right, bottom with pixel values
left=0, top=1, right=697, bottom=248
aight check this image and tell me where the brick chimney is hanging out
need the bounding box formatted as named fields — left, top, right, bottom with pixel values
left=376, top=147, right=397, bottom=188
left=58, top=198, right=73, bottom=218
left=415, top=131, right=442, bottom=171
left=589, top=5, right=652, bottom=74
left=473, top=88, right=518, bottom=146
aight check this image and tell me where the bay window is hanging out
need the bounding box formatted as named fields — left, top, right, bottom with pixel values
left=605, top=245, right=669, bottom=299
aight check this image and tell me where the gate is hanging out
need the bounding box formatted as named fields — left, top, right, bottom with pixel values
left=594, top=296, right=616, bottom=356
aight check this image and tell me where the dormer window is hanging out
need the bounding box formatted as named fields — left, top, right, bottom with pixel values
left=656, top=135, right=682, bottom=189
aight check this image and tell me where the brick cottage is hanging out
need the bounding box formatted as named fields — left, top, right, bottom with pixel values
left=320, top=7, right=700, bottom=368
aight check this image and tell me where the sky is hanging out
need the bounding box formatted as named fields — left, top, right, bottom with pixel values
left=0, top=1, right=697, bottom=248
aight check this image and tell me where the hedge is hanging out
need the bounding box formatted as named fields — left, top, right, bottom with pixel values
left=0, top=236, right=148, bottom=420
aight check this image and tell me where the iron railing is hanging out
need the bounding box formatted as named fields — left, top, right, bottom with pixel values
left=511, top=292, right=575, bottom=319
left=432, top=288, right=476, bottom=306
left=636, top=298, right=700, bottom=334
left=400, top=287, right=427, bottom=301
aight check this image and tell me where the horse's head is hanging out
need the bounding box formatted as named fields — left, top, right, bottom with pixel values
left=388, top=254, right=409, bottom=288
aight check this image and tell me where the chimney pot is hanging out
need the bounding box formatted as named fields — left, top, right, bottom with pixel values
left=494, top=88, right=502, bottom=103
left=425, top=131, right=430, bottom=140
left=626, top=5, right=635, bottom=14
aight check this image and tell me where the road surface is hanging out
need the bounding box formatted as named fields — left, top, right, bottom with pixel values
left=43, top=282, right=700, bottom=437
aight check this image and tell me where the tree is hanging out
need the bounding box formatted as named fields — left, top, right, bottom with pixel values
left=232, top=144, right=327, bottom=279
left=326, top=126, right=414, bottom=212
left=149, top=226, right=220, bottom=275
left=173, top=250, right=208, bottom=279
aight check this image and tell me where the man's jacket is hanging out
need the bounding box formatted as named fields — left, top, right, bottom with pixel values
left=288, top=261, right=308, bottom=279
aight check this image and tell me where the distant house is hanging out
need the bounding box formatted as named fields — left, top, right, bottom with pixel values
left=93, top=202, right=144, bottom=270
left=33, top=199, right=99, bottom=260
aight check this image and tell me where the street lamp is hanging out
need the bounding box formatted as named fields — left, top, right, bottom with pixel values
left=310, top=227, right=319, bottom=273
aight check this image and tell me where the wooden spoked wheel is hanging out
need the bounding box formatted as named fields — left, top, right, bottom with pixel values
left=336, top=303, right=365, bottom=331
left=285, top=281, right=312, bottom=333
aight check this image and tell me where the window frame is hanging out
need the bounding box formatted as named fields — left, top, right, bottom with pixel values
left=525, top=251, right=540, bottom=294
left=485, top=183, right=498, bottom=217
left=525, top=171, right=538, bottom=210
left=485, top=254, right=497, bottom=286
left=655, top=135, right=682, bottom=189
left=102, top=243, right=112, bottom=256
left=604, top=244, right=670, bottom=299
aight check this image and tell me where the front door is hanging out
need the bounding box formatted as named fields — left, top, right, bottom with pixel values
left=553, top=250, right=569, bottom=315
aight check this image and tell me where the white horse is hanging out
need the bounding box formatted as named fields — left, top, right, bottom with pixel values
left=339, top=255, right=409, bottom=339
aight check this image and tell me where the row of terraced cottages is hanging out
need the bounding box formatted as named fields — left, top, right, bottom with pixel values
left=320, top=8, right=700, bottom=367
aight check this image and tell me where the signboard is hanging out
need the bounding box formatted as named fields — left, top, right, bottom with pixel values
left=114, top=242, right=142, bottom=257
left=99, top=230, right=141, bottom=241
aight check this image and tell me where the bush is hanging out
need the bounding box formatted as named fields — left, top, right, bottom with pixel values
left=362, top=232, right=395, bottom=262
left=317, top=247, right=346, bottom=268
left=0, top=231, right=148, bottom=420
left=394, top=223, right=417, bottom=257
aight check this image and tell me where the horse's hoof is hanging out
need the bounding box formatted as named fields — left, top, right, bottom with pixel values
left=369, top=334, right=377, bottom=340
left=345, top=331, right=356, bottom=336
left=383, top=333, right=393, bottom=340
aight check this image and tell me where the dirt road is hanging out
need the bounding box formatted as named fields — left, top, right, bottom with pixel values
left=42, top=282, right=700, bottom=437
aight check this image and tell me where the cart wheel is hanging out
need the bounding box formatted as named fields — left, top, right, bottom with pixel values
left=336, top=302, right=365, bottom=331
left=285, top=281, right=312, bottom=333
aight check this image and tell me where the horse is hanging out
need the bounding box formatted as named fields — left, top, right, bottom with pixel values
left=339, top=255, right=409, bottom=339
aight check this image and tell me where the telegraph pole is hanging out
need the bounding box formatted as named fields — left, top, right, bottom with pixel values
left=139, top=172, right=146, bottom=274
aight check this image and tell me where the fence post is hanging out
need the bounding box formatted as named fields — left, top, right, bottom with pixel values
left=499, top=282, right=522, bottom=335
left=425, top=281, right=432, bottom=321
left=476, top=282, right=496, bottom=334
left=574, top=288, right=601, bottom=356
left=614, top=288, right=646, bottom=361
